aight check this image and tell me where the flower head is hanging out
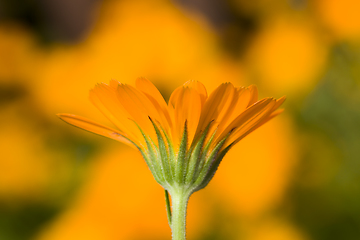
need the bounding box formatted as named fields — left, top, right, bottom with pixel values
left=58, top=78, right=285, bottom=194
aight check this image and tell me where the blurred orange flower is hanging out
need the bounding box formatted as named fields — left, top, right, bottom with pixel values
left=246, top=17, right=327, bottom=96
left=0, top=106, right=72, bottom=202
left=316, top=0, right=360, bottom=40
left=244, top=217, right=308, bottom=240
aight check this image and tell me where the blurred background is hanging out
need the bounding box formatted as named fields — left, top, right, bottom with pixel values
left=1, top=0, right=360, bottom=239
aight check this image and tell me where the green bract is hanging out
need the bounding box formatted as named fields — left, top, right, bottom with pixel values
left=138, top=120, right=231, bottom=197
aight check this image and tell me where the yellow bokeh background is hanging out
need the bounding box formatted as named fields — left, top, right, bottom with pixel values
left=1, top=0, right=360, bottom=239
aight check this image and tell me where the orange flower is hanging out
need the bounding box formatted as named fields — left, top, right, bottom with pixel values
left=58, top=78, right=284, bottom=190
left=58, top=78, right=285, bottom=240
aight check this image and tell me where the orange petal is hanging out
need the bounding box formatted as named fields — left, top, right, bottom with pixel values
left=250, top=97, right=286, bottom=131
left=183, top=80, right=208, bottom=107
left=195, top=83, right=236, bottom=138
left=224, top=99, right=276, bottom=148
left=90, top=84, right=143, bottom=144
left=214, top=87, right=251, bottom=138
left=135, top=77, right=168, bottom=110
left=173, top=87, right=202, bottom=148
left=109, top=79, right=121, bottom=89
left=57, top=114, right=136, bottom=148
left=168, top=85, right=184, bottom=143
left=135, top=77, right=172, bottom=131
left=116, top=84, right=161, bottom=140
left=215, top=98, right=274, bottom=143
left=247, top=85, right=259, bottom=106
left=272, top=96, right=286, bottom=110
left=259, top=109, right=284, bottom=126
left=169, top=85, right=183, bottom=108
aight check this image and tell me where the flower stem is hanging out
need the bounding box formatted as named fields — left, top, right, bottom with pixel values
left=170, top=190, right=190, bottom=240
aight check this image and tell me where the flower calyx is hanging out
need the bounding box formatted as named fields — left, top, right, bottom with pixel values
left=138, top=119, right=231, bottom=196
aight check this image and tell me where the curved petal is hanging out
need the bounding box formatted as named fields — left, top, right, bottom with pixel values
left=214, top=87, right=250, bottom=137
left=167, top=85, right=184, bottom=142
left=223, top=99, right=276, bottom=148
left=183, top=80, right=208, bottom=107
left=116, top=83, right=162, bottom=141
left=250, top=96, right=286, bottom=131
left=247, top=85, right=258, bottom=106
left=135, top=77, right=168, bottom=110
left=169, top=85, right=183, bottom=108
left=195, top=83, right=236, bottom=138
left=215, top=98, right=275, bottom=145
left=90, top=84, right=143, bottom=144
left=174, top=87, right=202, bottom=148
left=272, top=96, right=286, bottom=110
left=135, top=77, right=172, bottom=132
left=57, top=114, right=137, bottom=148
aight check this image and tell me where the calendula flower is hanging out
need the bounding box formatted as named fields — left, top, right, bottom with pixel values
left=58, top=78, right=285, bottom=240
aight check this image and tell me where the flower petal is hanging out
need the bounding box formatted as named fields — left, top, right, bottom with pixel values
left=251, top=96, right=286, bottom=130
left=174, top=87, right=202, bottom=147
left=214, top=87, right=251, bottom=138
left=215, top=98, right=275, bottom=145
left=247, top=85, right=258, bottom=106
left=183, top=80, right=208, bottom=107
left=195, top=82, right=236, bottom=137
left=224, top=98, right=276, bottom=148
left=135, top=77, right=168, bottom=109
left=116, top=83, right=162, bottom=140
left=135, top=77, right=172, bottom=132
left=90, top=84, right=143, bottom=144
left=57, top=113, right=136, bottom=148
left=272, top=96, right=286, bottom=110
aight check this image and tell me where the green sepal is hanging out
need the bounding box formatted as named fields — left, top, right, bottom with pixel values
left=175, top=121, right=188, bottom=184
left=191, top=132, right=231, bottom=192
left=142, top=137, right=164, bottom=184
left=185, top=122, right=211, bottom=185
left=191, top=127, right=216, bottom=184
left=193, top=143, right=233, bottom=192
left=149, top=117, right=173, bottom=185
left=165, top=189, right=172, bottom=226
left=158, top=124, right=176, bottom=179
left=131, top=120, right=164, bottom=184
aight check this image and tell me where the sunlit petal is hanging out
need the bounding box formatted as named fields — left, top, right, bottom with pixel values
left=57, top=113, right=136, bottom=148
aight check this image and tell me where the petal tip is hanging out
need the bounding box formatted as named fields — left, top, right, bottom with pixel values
left=56, top=113, right=68, bottom=119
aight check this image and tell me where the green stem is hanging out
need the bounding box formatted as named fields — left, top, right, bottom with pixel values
left=170, top=190, right=190, bottom=240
